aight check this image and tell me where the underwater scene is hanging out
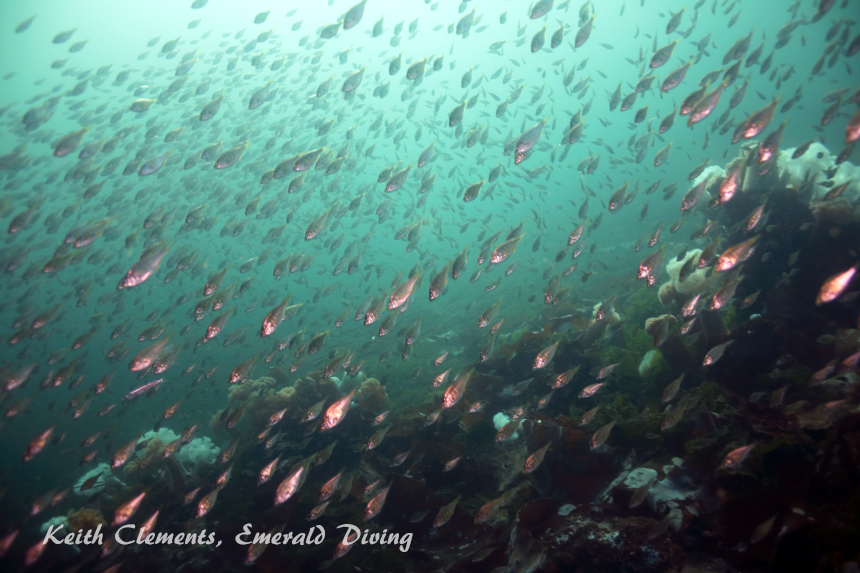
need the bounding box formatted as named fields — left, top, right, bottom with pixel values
left=1, top=0, right=859, bottom=571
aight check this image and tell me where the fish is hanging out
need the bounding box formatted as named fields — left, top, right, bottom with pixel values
left=385, top=163, right=414, bottom=193
left=23, top=425, right=55, bottom=462
left=478, top=298, right=503, bottom=327
left=704, top=340, right=735, bottom=366
left=661, top=59, right=694, bottom=92
left=491, top=235, right=523, bottom=263
left=343, top=0, right=367, bottom=29
left=639, top=245, right=666, bottom=280
left=474, top=484, right=525, bottom=524
left=432, top=369, right=450, bottom=388
left=495, top=418, right=521, bottom=442
left=651, top=40, right=679, bottom=68
left=534, top=341, right=559, bottom=369
left=721, top=444, right=755, bottom=468
left=741, top=97, right=781, bottom=140
left=307, top=330, right=329, bottom=354
left=261, top=295, right=292, bottom=337
left=575, top=14, right=595, bottom=48
left=317, top=472, right=343, bottom=503
left=581, top=406, right=600, bottom=426
left=442, top=370, right=471, bottom=409
left=214, top=142, right=248, bottom=169
left=662, top=404, right=687, bottom=431
left=275, top=465, right=306, bottom=505
left=365, top=426, right=390, bottom=451
left=666, top=8, right=685, bottom=34
left=590, top=420, right=616, bottom=450
left=228, top=355, right=258, bottom=385
left=688, top=83, right=727, bottom=125
left=579, top=382, right=604, bottom=398
left=199, top=93, right=225, bottom=121
left=258, top=456, right=281, bottom=485
left=54, top=128, right=90, bottom=157
left=816, top=267, right=856, bottom=305
left=342, top=66, right=366, bottom=92
left=320, top=22, right=341, bottom=39
left=364, top=484, right=391, bottom=521
left=662, top=373, right=685, bottom=403
left=654, top=142, right=673, bottom=166
left=719, top=164, right=742, bottom=203
left=15, top=16, right=35, bottom=34
left=553, top=367, right=579, bottom=388
left=431, top=494, right=461, bottom=532
left=531, top=25, right=548, bottom=52
left=530, top=0, right=554, bottom=19
left=715, top=235, right=759, bottom=272
left=429, top=264, right=450, bottom=300
left=113, top=491, right=146, bottom=526
left=844, top=103, right=860, bottom=143
left=681, top=177, right=710, bottom=211
left=523, top=442, right=552, bottom=473
left=390, top=273, right=422, bottom=309
left=321, top=390, right=355, bottom=430
left=463, top=180, right=485, bottom=202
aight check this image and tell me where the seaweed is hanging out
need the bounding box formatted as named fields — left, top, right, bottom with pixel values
left=621, top=283, right=668, bottom=336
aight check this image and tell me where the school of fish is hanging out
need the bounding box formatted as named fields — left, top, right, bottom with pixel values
left=1, top=0, right=860, bottom=571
